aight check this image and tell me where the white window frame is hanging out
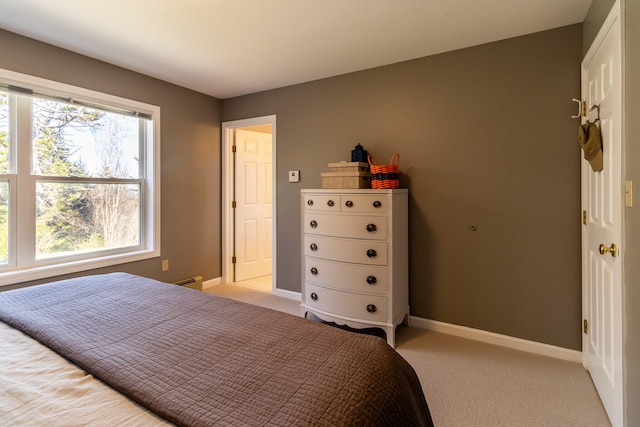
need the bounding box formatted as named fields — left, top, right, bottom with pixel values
left=0, top=68, right=160, bottom=287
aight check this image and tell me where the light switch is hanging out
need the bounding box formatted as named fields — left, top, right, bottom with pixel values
left=289, top=170, right=300, bottom=183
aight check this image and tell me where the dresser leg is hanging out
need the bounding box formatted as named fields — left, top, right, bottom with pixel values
left=403, top=313, right=411, bottom=327
left=386, top=326, right=395, bottom=348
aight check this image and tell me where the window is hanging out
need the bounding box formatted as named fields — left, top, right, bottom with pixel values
left=0, top=69, right=160, bottom=286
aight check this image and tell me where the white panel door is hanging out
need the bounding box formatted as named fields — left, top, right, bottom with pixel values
left=581, top=5, right=623, bottom=426
left=234, top=129, right=273, bottom=281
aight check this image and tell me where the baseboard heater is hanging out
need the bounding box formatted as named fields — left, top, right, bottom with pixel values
left=173, top=275, right=203, bottom=290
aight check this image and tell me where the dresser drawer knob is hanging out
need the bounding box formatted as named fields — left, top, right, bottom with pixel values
left=310, top=220, right=318, bottom=228
left=373, top=200, right=382, bottom=208
left=310, top=267, right=318, bottom=275
left=366, top=304, right=377, bottom=313
left=327, top=200, right=334, bottom=207
left=310, top=243, right=317, bottom=251
left=345, top=200, right=353, bottom=208
left=366, top=223, right=377, bottom=233
left=307, top=199, right=314, bottom=206
left=366, top=249, right=377, bottom=258
left=310, top=292, right=318, bottom=301
left=366, top=276, right=377, bottom=285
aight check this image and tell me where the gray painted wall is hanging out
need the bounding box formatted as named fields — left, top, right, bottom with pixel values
left=0, top=29, right=223, bottom=290
left=223, top=25, right=583, bottom=350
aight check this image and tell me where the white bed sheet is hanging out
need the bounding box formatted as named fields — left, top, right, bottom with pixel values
left=0, top=322, right=172, bottom=426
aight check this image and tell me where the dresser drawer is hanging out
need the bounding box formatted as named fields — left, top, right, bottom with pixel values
left=303, top=212, right=388, bottom=240
left=337, top=194, right=388, bottom=213
left=304, top=193, right=388, bottom=213
left=304, top=283, right=387, bottom=323
left=303, top=194, right=341, bottom=212
left=304, top=257, right=388, bottom=295
left=304, top=235, right=388, bottom=265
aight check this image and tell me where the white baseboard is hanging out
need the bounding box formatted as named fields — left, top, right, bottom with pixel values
left=273, top=288, right=302, bottom=301
left=203, top=277, right=301, bottom=302
left=410, top=316, right=582, bottom=363
left=202, top=277, right=222, bottom=289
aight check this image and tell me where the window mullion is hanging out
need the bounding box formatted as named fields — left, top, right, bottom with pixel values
left=15, top=95, right=35, bottom=267
left=138, top=120, right=146, bottom=247
left=5, top=95, right=18, bottom=268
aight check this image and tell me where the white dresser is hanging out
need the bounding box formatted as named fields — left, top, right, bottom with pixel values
left=300, top=189, right=409, bottom=347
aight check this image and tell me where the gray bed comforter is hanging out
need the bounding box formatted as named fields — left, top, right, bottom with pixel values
left=0, top=273, right=433, bottom=426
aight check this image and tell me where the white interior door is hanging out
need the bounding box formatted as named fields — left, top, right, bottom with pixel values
left=581, top=4, right=623, bottom=426
left=234, top=129, right=273, bottom=282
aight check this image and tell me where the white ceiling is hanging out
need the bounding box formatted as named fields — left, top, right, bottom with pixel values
left=0, top=0, right=591, bottom=99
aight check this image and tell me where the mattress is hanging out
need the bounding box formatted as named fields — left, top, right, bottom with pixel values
left=0, top=321, right=171, bottom=426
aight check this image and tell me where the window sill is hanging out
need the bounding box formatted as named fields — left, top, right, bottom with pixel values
left=0, top=249, right=159, bottom=287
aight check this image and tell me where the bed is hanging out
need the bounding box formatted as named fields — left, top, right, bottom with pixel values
left=0, top=272, right=433, bottom=426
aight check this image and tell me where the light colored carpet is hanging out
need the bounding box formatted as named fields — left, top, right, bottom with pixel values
left=204, top=282, right=611, bottom=427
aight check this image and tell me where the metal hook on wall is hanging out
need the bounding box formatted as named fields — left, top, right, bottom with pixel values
left=590, top=104, right=600, bottom=122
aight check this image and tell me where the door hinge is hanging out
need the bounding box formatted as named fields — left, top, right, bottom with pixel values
left=232, top=201, right=236, bottom=209
left=232, top=256, right=236, bottom=264
left=232, top=145, right=237, bottom=153
left=582, top=210, right=587, bottom=225
left=584, top=319, right=588, bottom=334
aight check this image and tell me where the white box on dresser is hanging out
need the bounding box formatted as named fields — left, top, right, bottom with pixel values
left=300, top=189, right=409, bottom=347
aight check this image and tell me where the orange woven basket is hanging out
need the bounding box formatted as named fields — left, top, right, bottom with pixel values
left=368, top=153, right=400, bottom=189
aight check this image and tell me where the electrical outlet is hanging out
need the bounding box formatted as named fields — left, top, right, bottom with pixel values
left=162, top=259, right=169, bottom=271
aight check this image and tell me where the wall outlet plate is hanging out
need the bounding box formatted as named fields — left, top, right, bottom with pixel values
left=289, top=170, right=300, bottom=183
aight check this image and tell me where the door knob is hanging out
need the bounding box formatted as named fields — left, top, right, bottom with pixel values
left=599, top=243, right=617, bottom=257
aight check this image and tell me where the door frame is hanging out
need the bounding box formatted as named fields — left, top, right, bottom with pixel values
left=580, top=1, right=624, bottom=425
left=221, top=115, right=277, bottom=289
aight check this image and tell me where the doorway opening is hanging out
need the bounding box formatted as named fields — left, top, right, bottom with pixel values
left=222, top=115, right=276, bottom=293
